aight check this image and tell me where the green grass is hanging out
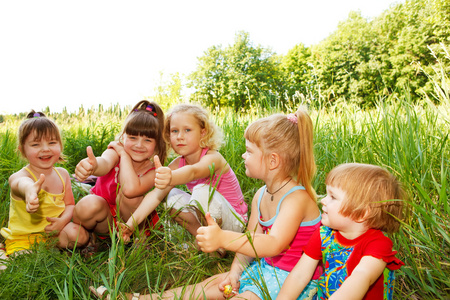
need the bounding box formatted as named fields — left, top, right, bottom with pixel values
left=0, top=65, right=449, bottom=299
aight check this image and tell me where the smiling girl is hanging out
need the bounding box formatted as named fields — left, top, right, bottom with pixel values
left=118, top=103, right=247, bottom=256
left=1, top=111, right=89, bottom=263
left=73, top=101, right=166, bottom=241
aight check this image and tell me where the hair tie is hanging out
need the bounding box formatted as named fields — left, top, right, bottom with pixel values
left=146, top=105, right=157, bottom=117
left=287, top=113, right=298, bottom=124
left=33, top=113, right=40, bottom=118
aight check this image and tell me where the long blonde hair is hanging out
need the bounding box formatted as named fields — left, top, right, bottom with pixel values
left=244, top=108, right=316, bottom=200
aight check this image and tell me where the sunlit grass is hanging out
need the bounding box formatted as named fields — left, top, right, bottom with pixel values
left=0, top=58, right=449, bottom=298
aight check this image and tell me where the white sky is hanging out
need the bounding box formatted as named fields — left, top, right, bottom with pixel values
left=0, top=0, right=402, bottom=115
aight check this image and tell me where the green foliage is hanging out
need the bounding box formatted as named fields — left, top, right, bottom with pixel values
left=187, top=0, right=450, bottom=110
left=280, top=43, right=314, bottom=100
left=1, top=85, right=449, bottom=298
left=188, top=31, right=283, bottom=112
left=1, top=34, right=450, bottom=299
left=153, top=72, right=186, bottom=111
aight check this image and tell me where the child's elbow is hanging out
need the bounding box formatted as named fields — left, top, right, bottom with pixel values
left=267, top=241, right=288, bottom=257
left=121, top=186, right=138, bottom=198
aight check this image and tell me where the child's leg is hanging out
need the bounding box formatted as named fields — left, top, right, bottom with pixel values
left=73, top=195, right=114, bottom=234
left=191, top=185, right=245, bottom=232
left=141, top=272, right=228, bottom=300
left=0, top=243, right=7, bottom=270
left=169, top=209, right=202, bottom=237
left=57, top=222, right=89, bottom=249
left=166, top=188, right=202, bottom=237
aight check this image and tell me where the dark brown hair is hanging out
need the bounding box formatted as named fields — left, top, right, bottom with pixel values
left=119, top=100, right=167, bottom=163
left=18, top=110, right=64, bottom=162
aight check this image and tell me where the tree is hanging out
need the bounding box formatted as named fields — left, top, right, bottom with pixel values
left=280, top=43, right=314, bottom=100
left=188, top=31, right=282, bottom=112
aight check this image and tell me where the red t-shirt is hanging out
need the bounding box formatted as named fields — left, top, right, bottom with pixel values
left=304, top=226, right=404, bottom=299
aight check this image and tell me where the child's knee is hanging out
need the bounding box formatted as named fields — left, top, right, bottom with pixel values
left=74, top=196, right=107, bottom=220
left=60, top=223, right=89, bottom=248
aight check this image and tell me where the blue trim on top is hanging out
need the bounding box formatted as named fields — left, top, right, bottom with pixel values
left=300, top=213, right=321, bottom=227
left=258, top=185, right=306, bottom=227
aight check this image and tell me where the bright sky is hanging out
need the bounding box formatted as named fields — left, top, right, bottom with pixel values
left=0, top=0, right=402, bottom=115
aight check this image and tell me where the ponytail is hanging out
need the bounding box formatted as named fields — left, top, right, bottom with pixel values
left=295, top=109, right=316, bottom=200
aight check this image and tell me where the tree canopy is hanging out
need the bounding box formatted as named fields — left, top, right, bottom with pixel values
left=187, top=0, right=449, bottom=110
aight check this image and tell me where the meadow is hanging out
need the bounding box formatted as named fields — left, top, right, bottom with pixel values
left=0, top=81, right=449, bottom=298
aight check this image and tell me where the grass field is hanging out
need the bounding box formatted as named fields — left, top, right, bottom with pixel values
left=0, top=73, right=449, bottom=299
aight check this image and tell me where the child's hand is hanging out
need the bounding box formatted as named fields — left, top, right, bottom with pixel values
left=107, top=141, right=126, bottom=157
left=154, top=155, right=172, bottom=189
left=118, top=222, right=133, bottom=243
left=75, top=146, right=97, bottom=182
left=25, top=173, right=45, bottom=213
left=45, top=216, right=65, bottom=234
left=219, top=273, right=240, bottom=298
left=196, top=212, right=222, bottom=252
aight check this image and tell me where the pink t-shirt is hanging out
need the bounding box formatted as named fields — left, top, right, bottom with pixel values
left=178, top=148, right=248, bottom=221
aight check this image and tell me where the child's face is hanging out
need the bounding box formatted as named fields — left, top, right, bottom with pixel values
left=242, top=139, right=265, bottom=179
left=169, top=112, right=205, bottom=156
left=21, top=131, right=61, bottom=169
left=122, top=134, right=156, bottom=162
left=321, top=185, right=355, bottom=231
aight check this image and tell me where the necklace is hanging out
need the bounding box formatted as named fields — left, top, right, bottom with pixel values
left=266, top=178, right=292, bottom=201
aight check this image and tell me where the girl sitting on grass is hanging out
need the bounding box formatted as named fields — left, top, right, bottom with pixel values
left=118, top=103, right=248, bottom=257
left=91, top=107, right=322, bottom=300
left=277, top=163, right=405, bottom=300
left=0, top=111, right=89, bottom=270
left=73, top=100, right=166, bottom=245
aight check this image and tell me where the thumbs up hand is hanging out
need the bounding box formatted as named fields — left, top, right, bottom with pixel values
left=25, top=173, right=45, bottom=213
left=75, top=146, right=97, bottom=182
left=154, top=155, right=172, bottom=189
left=196, top=212, right=222, bottom=252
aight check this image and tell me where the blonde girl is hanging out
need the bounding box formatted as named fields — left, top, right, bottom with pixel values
left=91, top=108, right=322, bottom=299
left=73, top=100, right=166, bottom=239
left=118, top=103, right=248, bottom=254
left=1, top=111, right=89, bottom=262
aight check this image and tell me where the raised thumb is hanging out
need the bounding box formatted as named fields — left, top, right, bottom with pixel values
left=154, top=155, right=163, bottom=169
left=86, top=146, right=96, bottom=164
left=205, top=212, right=217, bottom=226
left=36, top=173, right=46, bottom=190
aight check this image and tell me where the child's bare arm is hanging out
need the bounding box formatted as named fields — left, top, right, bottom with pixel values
left=113, top=148, right=156, bottom=198
left=277, top=254, right=319, bottom=299
left=46, top=168, right=75, bottom=233
left=9, top=171, right=44, bottom=213
left=75, top=146, right=118, bottom=181
left=197, top=188, right=310, bottom=257
left=167, top=151, right=226, bottom=187
left=119, top=186, right=171, bottom=242
left=329, top=256, right=387, bottom=300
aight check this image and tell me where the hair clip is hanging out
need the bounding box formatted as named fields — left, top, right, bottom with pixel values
left=146, top=105, right=157, bottom=117
left=287, top=113, right=298, bottom=124
left=33, top=113, right=40, bottom=118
